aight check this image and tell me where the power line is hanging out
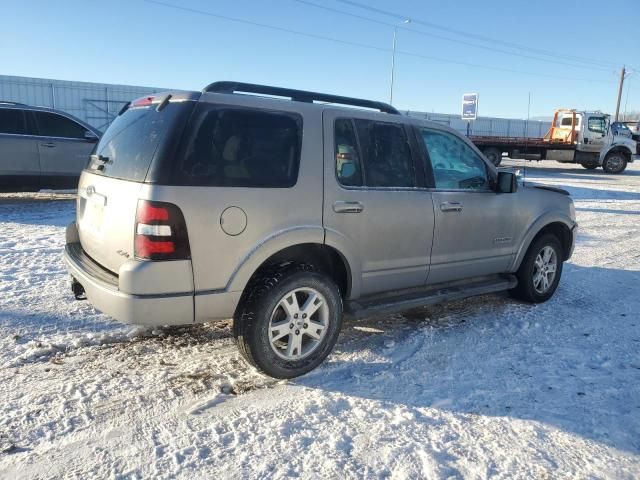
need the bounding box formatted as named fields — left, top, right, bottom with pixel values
left=142, top=0, right=616, bottom=85
left=294, top=0, right=614, bottom=73
left=334, top=0, right=623, bottom=70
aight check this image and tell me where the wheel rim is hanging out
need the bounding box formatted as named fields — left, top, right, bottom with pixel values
left=605, top=155, right=623, bottom=172
left=268, top=287, right=329, bottom=361
left=533, top=246, right=557, bottom=294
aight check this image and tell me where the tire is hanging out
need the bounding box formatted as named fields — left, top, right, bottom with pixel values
left=233, top=263, right=343, bottom=379
left=483, top=147, right=503, bottom=167
left=580, top=161, right=598, bottom=170
left=602, top=152, right=628, bottom=174
left=510, top=234, right=563, bottom=303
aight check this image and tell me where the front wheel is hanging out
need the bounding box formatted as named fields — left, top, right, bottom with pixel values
left=510, top=234, right=563, bottom=303
left=602, top=152, right=628, bottom=174
left=234, top=264, right=343, bottom=379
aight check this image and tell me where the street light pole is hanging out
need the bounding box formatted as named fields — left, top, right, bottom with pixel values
left=389, top=19, right=410, bottom=106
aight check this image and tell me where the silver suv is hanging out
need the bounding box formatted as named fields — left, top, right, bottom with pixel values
left=63, top=82, right=577, bottom=378
left=0, top=102, right=100, bottom=191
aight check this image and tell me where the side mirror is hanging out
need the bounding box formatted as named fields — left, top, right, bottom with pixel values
left=496, top=171, right=518, bottom=193
left=84, top=130, right=99, bottom=142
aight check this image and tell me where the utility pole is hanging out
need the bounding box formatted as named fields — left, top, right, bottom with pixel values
left=615, top=66, right=626, bottom=121
left=389, top=19, right=410, bottom=105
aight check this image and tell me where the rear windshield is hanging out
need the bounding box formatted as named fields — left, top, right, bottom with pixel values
left=166, top=104, right=302, bottom=188
left=87, top=101, right=194, bottom=182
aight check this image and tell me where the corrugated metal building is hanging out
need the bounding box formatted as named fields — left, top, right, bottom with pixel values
left=0, top=75, right=166, bottom=132
left=405, top=110, right=551, bottom=138
left=0, top=74, right=552, bottom=137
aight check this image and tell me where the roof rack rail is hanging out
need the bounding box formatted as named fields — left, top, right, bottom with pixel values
left=203, top=81, right=399, bottom=115
left=0, top=100, right=27, bottom=106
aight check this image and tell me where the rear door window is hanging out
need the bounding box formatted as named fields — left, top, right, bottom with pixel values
left=33, top=111, right=88, bottom=139
left=175, top=106, right=302, bottom=188
left=334, top=118, right=363, bottom=187
left=0, top=108, right=27, bottom=135
left=354, top=119, right=415, bottom=188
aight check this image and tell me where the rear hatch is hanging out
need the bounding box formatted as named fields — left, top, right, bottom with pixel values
left=76, top=93, right=198, bottom=274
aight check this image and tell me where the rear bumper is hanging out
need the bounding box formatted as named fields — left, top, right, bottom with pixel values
left=64, top=242, right=194, bottom=326
left=63, top=222, right=241, bottom=326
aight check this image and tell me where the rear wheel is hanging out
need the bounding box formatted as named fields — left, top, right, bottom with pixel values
left=602, top=152, right=628, bottom=174
left=580, top=160, right=598, bottom=170
left=234, top=264, right=342, bottom=379
left=510, top=234, right=563, bottom=303
left=483, top=147, right=503, bottom=167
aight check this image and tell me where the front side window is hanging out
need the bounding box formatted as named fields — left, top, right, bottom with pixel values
left=420, top=129, right=490, bottom=190
left=0, top=108, right=26, bottom=135
left=355, top=119, right=414, bottom=188
left=177, top=106, right=301, bottom=188
left=33, top=111, right=88, bottom=139
left=588, top=117, right=606, bottom=134
left=334, top=118, right=363, bottom=187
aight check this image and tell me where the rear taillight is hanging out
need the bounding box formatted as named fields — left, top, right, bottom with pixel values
left=131, top=96, right=155, bottom=108
left=134, top=200, right=190, bottom=260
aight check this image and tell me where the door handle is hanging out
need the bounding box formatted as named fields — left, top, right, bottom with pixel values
left=440, top=201, right=463, bottom=212
left=333, top=201, right=364, bottom=213
left=40, top=142, right=56, bottom=148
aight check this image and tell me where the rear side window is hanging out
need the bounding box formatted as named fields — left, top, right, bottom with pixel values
left=175, top=106, right=301, bottom=188
left=355, top=119, right=415, bottom=188
left=560, top=116, right=579, bottom=127
left=88, top=101, right=194, bottom=182
left=0, top=108, right=26, bottom=135
left=33, top=111, right=88, bottom=139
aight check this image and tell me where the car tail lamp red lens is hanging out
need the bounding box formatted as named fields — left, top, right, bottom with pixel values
left=134, top=200, right=190, bottom=260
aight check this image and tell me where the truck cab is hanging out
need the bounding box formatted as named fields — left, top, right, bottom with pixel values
left=546, top=109, right=638, bottom=173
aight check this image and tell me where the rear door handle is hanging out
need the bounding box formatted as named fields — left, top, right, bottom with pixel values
left=40, top=142, right=56, bottom=148
left=333, top=201, right=364, bottom=213
left=440, top=201, right=463, bottom=212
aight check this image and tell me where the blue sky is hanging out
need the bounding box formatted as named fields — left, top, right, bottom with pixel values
left=2, top=0, right=638, bottom=118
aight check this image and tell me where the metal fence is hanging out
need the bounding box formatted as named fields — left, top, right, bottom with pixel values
left=1, top=75, right=553, bottom=138
left=405, top=110, right=551, bottom=138
left=0, top=75, right=167, bottom=132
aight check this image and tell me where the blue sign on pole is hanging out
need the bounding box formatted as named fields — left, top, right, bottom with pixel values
left=462, top=93, right=478, bottom=120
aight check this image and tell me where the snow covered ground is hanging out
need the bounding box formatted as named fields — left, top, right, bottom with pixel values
left=1, top=161, right=639, bottom=479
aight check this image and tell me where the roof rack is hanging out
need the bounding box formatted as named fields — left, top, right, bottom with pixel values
left=0, top=101, right=27, bottom=106
left=203, top=81, right=399, bottom=115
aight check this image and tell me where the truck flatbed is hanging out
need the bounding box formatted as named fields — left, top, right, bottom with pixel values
left=470, top=135, right=575, bottom=150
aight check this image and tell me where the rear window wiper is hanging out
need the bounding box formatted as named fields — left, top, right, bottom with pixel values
left=91, top=154, right=110, bottom=164
left=90, top=154, right=110, bottom=171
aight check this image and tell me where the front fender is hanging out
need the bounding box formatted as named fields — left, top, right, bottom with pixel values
left=599, top=143, right=633, bottom=162
left=226, top=226, right=325, bottom=293
left=510, top=211, right=575, bottom=272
